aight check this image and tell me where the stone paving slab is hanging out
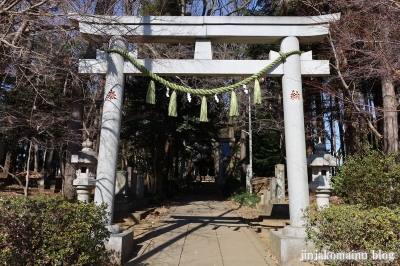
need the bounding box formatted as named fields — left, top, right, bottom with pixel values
left=125, top=194, right=277, bottom=266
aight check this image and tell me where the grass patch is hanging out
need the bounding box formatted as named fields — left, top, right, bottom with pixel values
left=231, top=188, right=260, bottom=208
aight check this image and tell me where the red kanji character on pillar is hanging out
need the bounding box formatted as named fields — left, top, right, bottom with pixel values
left=106, top=90, right=117, bottom=100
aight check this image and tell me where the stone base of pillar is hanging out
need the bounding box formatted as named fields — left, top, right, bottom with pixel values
left=104, top=229, right=134, bottom=265
left=269, top=229, right=314, bottom=266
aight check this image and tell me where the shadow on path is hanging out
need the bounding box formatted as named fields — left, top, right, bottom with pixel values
left=125, top=194, right=274, bottom=266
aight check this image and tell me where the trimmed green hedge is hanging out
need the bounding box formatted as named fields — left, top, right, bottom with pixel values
left=304, top=205, right=400, bottom=266
left=0, top=195, right=111, bottom=265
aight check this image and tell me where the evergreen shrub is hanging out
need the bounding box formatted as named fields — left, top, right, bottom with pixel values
left=333, top=146, right=400, bottom=208
left=304, top=205, right=400, bottom=266
left=0, top=195, right=111, bottom=265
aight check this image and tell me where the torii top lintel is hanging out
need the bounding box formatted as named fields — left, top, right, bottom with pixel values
left=70, top=13, right=340, bottom=44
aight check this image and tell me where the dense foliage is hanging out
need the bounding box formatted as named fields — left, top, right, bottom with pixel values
left=304, top=146, right=400, bottom=265
left=304, top=205, right=400, bottom=266
left=0, top=195, right=111, bottom=265
left=252, top=130, right=281, bottom=177
left=333, top=146, right=400, bottom=208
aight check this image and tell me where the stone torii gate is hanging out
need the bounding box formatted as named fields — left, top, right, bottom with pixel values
left=72, top=14, right=339, bottom=265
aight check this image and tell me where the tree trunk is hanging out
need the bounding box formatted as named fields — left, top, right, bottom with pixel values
left=225, top=125, right=235, bottom=178
left=378, top=21, right=398, bottom=153
left=315, top=91, right=325, bottom=140
left=344, top=121, right=356, bottom=156
left=147, top=159, right=155, bottom=194
left=124, top=0, right=135, bottom=15
left=240, top=129, right=247, bottom=187
left=202, top=0, right=208, bottom=16
left=24, top=140, right=32, bottom=196
left=45, top=147, right=55, bottom=176
left=94, top=0, right=116, bottom=15
left=0, top=141, right=4, bottom=164
left=213, top=143, right=219, bottom=181
left=303, top=87, right=313, bottom=156
left=121, top=141, right=128, bottom=169
left=94, top=110, right=101, bottom=153
left=174, top=148, right=179, bottom=180
left=382, top=76, right=398, bottom=153
left=181, top=0, right=186, bottom=15
left=335, top=95, right=345, bottom=158
left=2, top=152, right=11, bottom=179
left=63, top=96, right=83, bottom=199
left=330, top=95, right=336, bottom=156
left=179, top=148, right=185, bottom=181
left=33, top=142, right=39, bottom=172
left=153, top=133, right=168, bottom=195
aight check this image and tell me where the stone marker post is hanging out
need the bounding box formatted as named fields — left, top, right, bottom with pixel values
left=274, top=164, right=285, bottom=203
left=127, top=167, right=137, bottom=196
left=94, top=36, right=127, bottom=225
left=115, top=170, right=128, bottom=203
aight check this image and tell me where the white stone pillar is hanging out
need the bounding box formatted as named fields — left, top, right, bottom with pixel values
left=94, top=36, right=127, bottom=225
left=280, top=36, right=310, bottom=237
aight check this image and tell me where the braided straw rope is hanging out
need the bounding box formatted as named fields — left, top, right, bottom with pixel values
left=103, top=48, right=302, bottom=95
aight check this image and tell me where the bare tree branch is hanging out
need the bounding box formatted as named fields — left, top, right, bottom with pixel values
left=328, top=33, right=383, bottom=139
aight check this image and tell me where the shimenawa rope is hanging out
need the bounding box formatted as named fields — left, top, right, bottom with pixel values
left=102, top=48, right=301, bottom=121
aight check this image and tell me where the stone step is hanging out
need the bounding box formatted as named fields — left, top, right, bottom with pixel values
left=113, top=207, right=156, bottom=224
left=257, top=203, right=290, bottom=218
left=261, top=219, right=290, bottom=227
left=249, top=218, right=289, bottom=229
left=114, top=198, right=149, bottom=212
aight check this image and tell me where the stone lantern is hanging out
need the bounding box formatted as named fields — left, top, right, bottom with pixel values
left=307, top=139, right=338, bottom=207
left=72, top=139, right=97, bottom=202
